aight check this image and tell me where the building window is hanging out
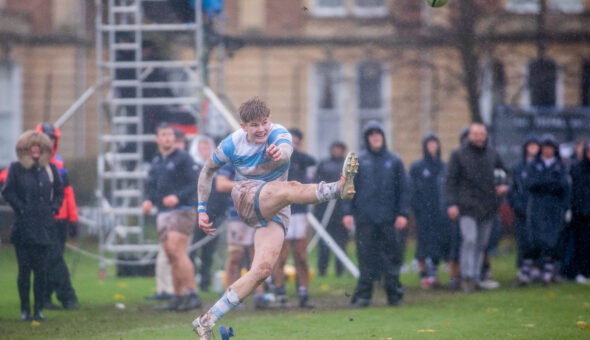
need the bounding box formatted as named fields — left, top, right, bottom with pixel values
left=313, top=61, right=342, bottom=158
left=528, top=58, right=557, bottom=107
left=0, top=60, right=22, bottom=168
left=506, top=0, right=583, bottom=14
left=313, top=0, right=387, bottom=17
left=357, top=61, right=386, bottom=147
left=358, top=61, right=382, bottom=109
left=313, top=0, right=347, bottom=17
left=582, top=60, right=590, bottom=106
left=492, top=61, right=506, bottom=106
left=480, top=59, right=506, bottom=123
left=352, top=0, right=387, bottom=17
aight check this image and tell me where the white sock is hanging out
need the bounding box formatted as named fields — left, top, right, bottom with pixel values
left=315, top=181, right=341, bottom=202
left=203, top=288, right=240, bottom=326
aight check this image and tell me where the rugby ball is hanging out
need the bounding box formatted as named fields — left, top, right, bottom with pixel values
left=425, top=0, right=449, bottom=8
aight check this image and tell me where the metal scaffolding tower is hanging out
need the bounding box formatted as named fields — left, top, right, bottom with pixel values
left=94, top=0, right=205, bottom=269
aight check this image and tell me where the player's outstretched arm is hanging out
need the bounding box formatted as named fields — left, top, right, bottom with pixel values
left=197, top=157, right=221, bottom=235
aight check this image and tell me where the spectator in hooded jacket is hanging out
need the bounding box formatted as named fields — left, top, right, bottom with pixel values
left=508, top=135, right=540, bottom=286
left=446, top=123, right=508, bottom=293
left=524, top=134, right=570, bottom=285
left=569, top=140, right=590, bottom=284
left=410, top=133, right=450, bottom=289
left=343, top=120, right=409, bottom=307
left=2, top=130, right=64, bottom=322
left=35, top=123, right=80, bottom=310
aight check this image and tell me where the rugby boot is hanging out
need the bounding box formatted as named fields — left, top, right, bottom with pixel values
left=193, top=314, right=214, bottom=340
left=340, top=152, right=358, bottom=199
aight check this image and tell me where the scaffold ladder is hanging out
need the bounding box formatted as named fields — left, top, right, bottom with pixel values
left=95, top=0, right=205, bottom=269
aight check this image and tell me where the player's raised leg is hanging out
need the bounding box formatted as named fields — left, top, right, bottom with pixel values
left=259, top=151, right=358, bottom=220
left=193, top=221, right=284, bottom=339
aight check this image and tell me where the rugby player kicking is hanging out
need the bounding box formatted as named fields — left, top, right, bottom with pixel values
left=192, top=97, right=358, bottom=339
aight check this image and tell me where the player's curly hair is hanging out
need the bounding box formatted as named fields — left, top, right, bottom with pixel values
left=238, top=97, right=270, bottom=123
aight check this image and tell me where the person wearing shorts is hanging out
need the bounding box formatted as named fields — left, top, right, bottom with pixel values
left=272, top=128, right=316, bottom=308
left=142, top=123, right=201, bottom=311
left=192, top=97, right=359, bottom=340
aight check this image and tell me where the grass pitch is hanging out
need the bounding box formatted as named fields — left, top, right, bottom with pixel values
left=0, top=241, right=589, bottom=339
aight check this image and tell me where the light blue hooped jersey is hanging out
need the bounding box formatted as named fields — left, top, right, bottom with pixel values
left=212, top=123, right=293, bottom=182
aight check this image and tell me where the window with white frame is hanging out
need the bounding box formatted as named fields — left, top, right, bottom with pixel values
left=0, top=60, right=22, bottom=168
left=313, top=0, right=347, bottom=17
left=313, top=61, right=343, bottom=159
left=352, top=0, right=387, bottom=17
left=480, top=60, right=506, bottom=124
left=312, top=0, right=387, bottom=17
left=506, top=0, right=583, bottom=14
left=357, top=61, right=386, bottom=148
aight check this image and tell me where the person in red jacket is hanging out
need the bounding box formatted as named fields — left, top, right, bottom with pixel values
left=36, top=123, right=80, bottom=310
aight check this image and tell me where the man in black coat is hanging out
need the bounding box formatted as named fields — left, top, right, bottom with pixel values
left=524, top=134, right=570, bottom=284
left=569, top=141, right=590, bottom=282
left=314, top=141, right=349, bottom=277
left=142, top=123, right=201, bottom=311
left=2, top=130, right=64, bottom=321
left=446, top=123, right=508, bottom=292
left=507, top=135, right=540, bottom=285
left=343, top=120, right=409, bottom=307
left=410, top=133, right=450, bottom=289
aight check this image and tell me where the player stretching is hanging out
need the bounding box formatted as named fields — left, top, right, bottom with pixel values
left=192, top=97, right=358, bottom=339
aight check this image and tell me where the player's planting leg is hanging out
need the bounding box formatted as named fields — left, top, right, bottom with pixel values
left=193, top=222, right=284, bottom=339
